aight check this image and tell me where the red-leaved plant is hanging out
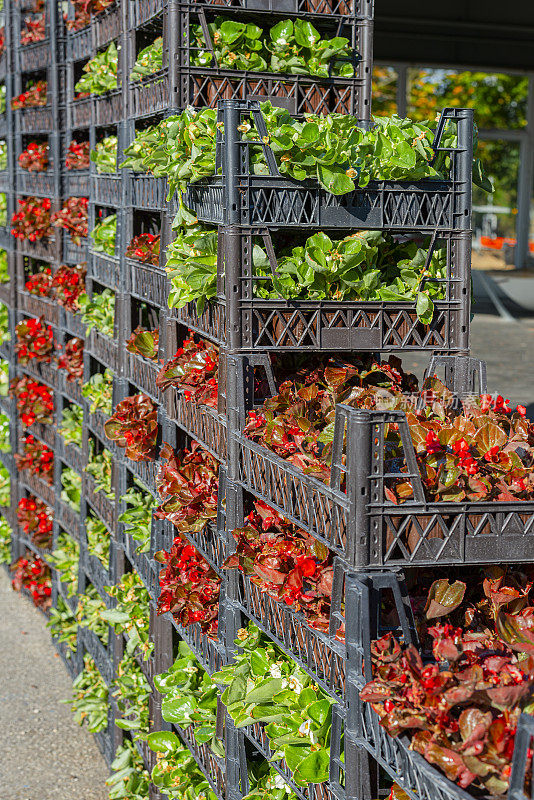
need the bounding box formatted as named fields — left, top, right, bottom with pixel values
left=11, top=552, right=52, bottom=608
left=20, top=13, right=46, bottom=44
left=11, top=196, right=52, bottom=241
left=125, top=233, right=160, bottom=265
left=65, top=140, right=90, bottom=170
left=64, top=0, right=114, bottom=31
left=17, top=495, right=53, bottom=546
left=155, top=442, right=219, bottom=535
left=57, top=337, right=84, bottom=383
left=104, top=393, right=158, bottom=461
left=224, top=499, right=333, bottom=632
left=156, top=537, right=221, bottom=637
left=51, top=263, right=86, bottom=311
left=10, top=375, right=54, bottom=426
left=15, top=433, right=54, bottom=484
left=11, top=80, right=47, bottom=108
left=126, top=327, right=159, bottom=361
left=361, top=568, right=534, bottom=796
left=156, top=335, right=219, bottom=408
left=18, top=141, right=49, bottom=171
left=25, top=266, right=52, bottom=296
left=51, top=196, right=88, bottom=244
left=15, top=315, right=55, bottom=364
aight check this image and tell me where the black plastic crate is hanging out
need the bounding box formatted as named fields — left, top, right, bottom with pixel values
left=130, top=0, right=166, bottom=28
left=179, top=0, right=373, bottom=18
left=128, top=258, right=168, bottom=307
left=66, top=25, right=92, bottom=62
left=186, top=102, right=473, bottom=230
left=128, top=174, right=167, bottom=210
left=222, top=353, right=534, bottom=568
left=346, top=570, right=534, bottom=800
left=93, top=2, right=121, bottom=50
left=93, top=173, right=122, bottom=206
left=176, top=7, right=372, bottom=121
left=83, top=470, right=117, bottom=532
left=63, top=167, right=90, bottom=196
left=89, top=251, right=122, bottom=290
left=172, top=225, right=471, bottom=353
left=85, top=328, right=120, bottom=373
left=163, top=389, right=227, bottom=462
left=69, top=95, right=92, bottom=128
left=15, top=105, right=56, bottom=132
left=17, top=287, right=61, bottom=326
left=17, top=39, right=50, bottom=72
left=94, top=88, right=123, bottom=126
left=15, top=166, right=57, bottom=196
left=19, top=467, right=55, bottom=508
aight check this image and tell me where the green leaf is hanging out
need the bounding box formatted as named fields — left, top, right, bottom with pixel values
left=147, top=731, right=180, bottom=754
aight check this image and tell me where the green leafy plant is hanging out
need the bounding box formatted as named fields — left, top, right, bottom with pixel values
left=75, top=42, right=118, bottom=96
left=90, top=134, right=118, bottom=174
left=0, top=410, right=10, bottom=452
left=67, top=654, right=109, bottom=732
left=82, top=369, right=113, bottom=415
left=0, top=516, right=11, bottom=563
left=85, top=439, right=114, bottom=497
left=49, top=531, right=80, bottom=596
left=131, top=37, right=163, bottom=82
left=61, top=467, right=81, bottom=511
left=47, top=596, right=78, bottom=654
left=132, top=103, right=490, bottom=199
left=91, top=213, right=117, bottom=256
left=86, top=513, right=110, bottom=568
left=191, top=18, right=353, bottom=78
left=113, top=653, right=151, bottom=737
left=214, top=623, right=335, bottom=786
left=0, top=359, right=8, bottom=397
left=59, top=404, right=83, bottom=447
left=120, top=122, right=168, bottom=173
left=76, top=585, right=109, bottom=645
left=154, top=641, right=222, bottom=756
left=106, top=742, right=150, bottom=800
left=147, top=734, right=219, bottom=800
left=79, top=288, right=115, bottom=337
left=0, top=461, right=9, bottom=506
left=119, top=483, right=154, bottom=554
left=0, top=249, right=7, bottom=283
left=167, top=223, right=446, bottom=323
left=104, top=572, right=153, bottom=660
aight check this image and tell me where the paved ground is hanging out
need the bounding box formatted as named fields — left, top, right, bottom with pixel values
left=0, top=569, right=108, bottom=800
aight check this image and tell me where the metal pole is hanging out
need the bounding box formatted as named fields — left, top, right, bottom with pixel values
left=396, top=64, right=408, bottom=117
left=515, top=75, right=534, bottom=270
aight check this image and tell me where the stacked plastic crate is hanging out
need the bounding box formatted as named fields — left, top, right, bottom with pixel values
left=3, top=2, right=534, bottom=800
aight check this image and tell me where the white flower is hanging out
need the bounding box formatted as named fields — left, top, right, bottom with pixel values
left=270, top=664, right=282, bottom=679
left=288, top=674, right=304, bottom=694
left=298, top=719, right=312, bottom=737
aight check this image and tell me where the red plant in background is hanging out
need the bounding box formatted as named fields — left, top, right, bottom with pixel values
left=57, top=337, right=84, bottom=383
left=126, top=327, right=159, bottom=361
left=11, top=80, right=47, bottom=108
left=65, top=140, right=90, bottom=170
left=25, top=266, right=52, bottom=297
left=64, top=0, right=114, bottom=31
left=51, top=196, right=88, bottom=244
left=104, top=393, right=158, bottom=461
left=156, top=335, right=219, bottom=409
left=20, top=14, right=46, bottom=44
left=225, top=500, right=333, bottom=632
left=18, top=141, right=49, bottom=172
left=0, top=28, right=5, bottom=55
left=10, top=375, right=54, bottom=426
left=15, top=433, right=54, bottom=484
left=51, top=263, right=86, bottom=311
left=17, top=495, right=53, bottom=546
left=125, top=233, right=160, bottom=266
left=11, top=552, right=52, bottom=608
left=11, top=196, right=52, bottom=241
left=74, top=90, right=90, bottom=101
left=155, top=442, right=219, bottom=535
left=15, top=315, right=55, bottom=364
left=156, top=537, right=221, bottom=637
